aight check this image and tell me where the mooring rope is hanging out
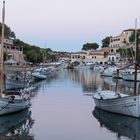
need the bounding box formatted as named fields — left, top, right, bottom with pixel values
left=0, top=97, right=14, bottom=112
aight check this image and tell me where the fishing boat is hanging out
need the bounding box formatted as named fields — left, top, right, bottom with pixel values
left=93, top=22, right=140, bottom=118
left=5, top=73, right=25, bottom=89
left=122, top=70, right=140, bottom=81
left=32, top=67, right=52, bottom=80
left=32, top=71, right=47, bottom=80
left=0, top=1, right=31, bottom=115
left=100, top=66, right=117, bottom=77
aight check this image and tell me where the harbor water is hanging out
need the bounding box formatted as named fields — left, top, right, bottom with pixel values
left=0, top=69, right=139, bottom=140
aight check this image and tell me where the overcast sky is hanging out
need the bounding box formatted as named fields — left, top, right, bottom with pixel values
left=2, top=0, right=140, bottom=51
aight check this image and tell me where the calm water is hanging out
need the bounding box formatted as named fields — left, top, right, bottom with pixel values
left=0, top=69, right=140, bottom=140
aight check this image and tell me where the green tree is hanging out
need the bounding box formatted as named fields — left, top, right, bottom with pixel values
left=82, top=43, right=99, bottom=51
left=116, top=48, right=134, bottom=62
left=129, top=29, right=140, bottom=44
left=101, top=36, right=111, bottom=48
left=0, top=23, right=16, bottom=38
left=13, top=38, right=53, bottom=64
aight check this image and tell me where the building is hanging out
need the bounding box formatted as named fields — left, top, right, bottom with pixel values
left=71, top=51, right=87, bottom=64
left=71, top=29, right=135, bottom=65
left=2, top=38, right=25, bottom=65
left=109, top=29, right=135, bottom=63
left=71, top=48, right=110, bottom=64
left=109, top=29, right=135, bottom=53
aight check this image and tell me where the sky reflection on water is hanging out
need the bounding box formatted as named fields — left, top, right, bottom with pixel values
left=31, top=69, right=139, bottom=140
left=0, top=69, right=139, bottom=140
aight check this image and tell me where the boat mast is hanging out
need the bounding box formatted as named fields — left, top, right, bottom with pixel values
left=0, top=1, right=5, bottom=94
left=134, top=18, right=138, bottom=95
left=1, top=1, right=5, bottom=70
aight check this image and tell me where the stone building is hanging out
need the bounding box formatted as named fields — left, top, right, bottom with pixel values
left=109, top=29, right=135, bottom=63
left=2, top=39, right=25, bottom=65
left=109, top=29, right=134, bottom=53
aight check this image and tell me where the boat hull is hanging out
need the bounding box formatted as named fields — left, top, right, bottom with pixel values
left=0, top=98, right=31, bottom=115
left=32, top=72, right=47, bottom=80
left=122, top=73, right=140, bottom=81
left=100, top=67, right=117, bottom=77
left=93, top=93, right=140, bottom=118
left=6, top=81, right=25, bottom=89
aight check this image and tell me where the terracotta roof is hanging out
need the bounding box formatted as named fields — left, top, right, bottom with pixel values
left=71, top=51, right=87, bottom=54
left=88, top=50, right=106, bottom=55
left=89, top=53, right=104, bottom=55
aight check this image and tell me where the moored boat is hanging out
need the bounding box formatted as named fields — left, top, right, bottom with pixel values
left=0, top=1, right=31, bottom=115
left=93, top=24, right=140, bottom=118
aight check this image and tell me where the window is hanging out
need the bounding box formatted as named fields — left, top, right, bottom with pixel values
left=11, top=47, right=15, bottom=50
left=112, top=57, right=114, bottom=61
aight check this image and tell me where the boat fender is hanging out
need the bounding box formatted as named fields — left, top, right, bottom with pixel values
left=8, top=96, right=15, bottom=103
left=98, top=93, right=103, bottom=100
left=11, top=95, right=15, bottom=101
left=100, top=96, right=103, bottom=100
left=116, top=93, right=121, bottom=98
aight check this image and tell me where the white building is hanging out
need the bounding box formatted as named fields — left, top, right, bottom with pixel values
left=71, top=51, right=87, bottom=64
left=71, top=48, right=110, bottom=64
left=107, top=53, right=120, bottom=64
left=71, top=29, right=135, bottom=65
left=109, top=29, right=134, bottom=53
left=108, top=29, right=135, bottom=64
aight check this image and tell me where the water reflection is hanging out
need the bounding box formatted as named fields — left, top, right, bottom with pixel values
left=0, top=109, right=34, bottom=139
left=67, top=69, right=104, bottom=93
left=31, top=71, right=59, bottom=97
left=66, top=69, right=139, bottom=95
left=93, top=107, right=140, bottom=140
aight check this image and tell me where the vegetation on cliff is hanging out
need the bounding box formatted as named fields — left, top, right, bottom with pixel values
left=82, top=43, right=99, bottom=50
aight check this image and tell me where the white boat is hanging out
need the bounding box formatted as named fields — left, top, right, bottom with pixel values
left=5, top=74, right=25, bottom=89
left=32, top=71, right=47, bottom=80
left=5, top=70, right=32, bottom=90
left=74, top=62, right=94, bottom=70
left=92, top=90, right=140, bottom=117
left=93, top=27, right=140, bottom=118
left=0, top=90, right=31, bottom=115
left=122, top=71, right=140, bottom=81
left=100, top=66, right=117, bottom=77
left=0, top=1, right=31, bottom=115
left=32, top=67, right=53, bottom=80
left=112, top=70, right=124, bottom=79
left=93, top=64, right=104, bottom=71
